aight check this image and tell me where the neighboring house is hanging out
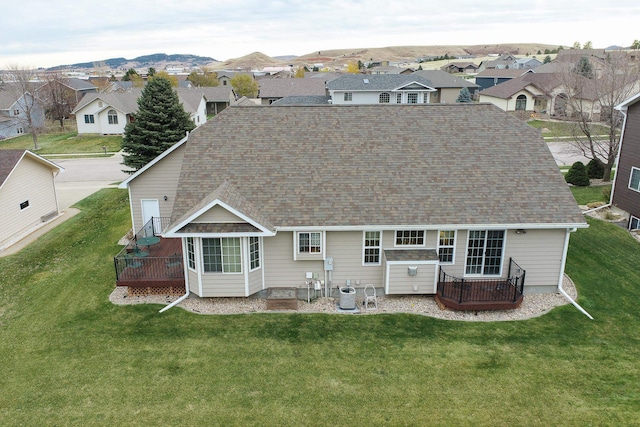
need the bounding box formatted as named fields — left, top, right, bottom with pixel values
left=0, top=84, right=45, bottom=139
left=478, top=73, right=565, bottom=114
left=412, top=70, right=481, bottom=102
left=71, top=88, right=208, bottom=134
left=0, top=149, right=63, bottom=251
left=217, top=72, right=255, bottom=88
left=440, top=62, right=479, bottom=74
left=199, top=86, right=235, bottom=115
left=327, top=74, right=436, bottom=104
left=478, top=54, right=518, bottom=71
left=474, top=69, right=534, bottom=91
left=117, top=103, right=586, bottom=302
left=612, top=92, right=640, bottom=230
left=514, top=57, right=542, bottom=70
left=257, top=78, right=327, bottom=105
left=369, top=66, right=414, bottom=75
left=37, top=77, right=97, bottom=105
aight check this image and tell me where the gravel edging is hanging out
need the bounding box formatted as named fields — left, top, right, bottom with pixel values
left=109, top=275, right=578, bottom=322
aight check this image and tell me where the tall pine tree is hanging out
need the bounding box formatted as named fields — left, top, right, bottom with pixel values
left=122, top=77, right=195, bottom=171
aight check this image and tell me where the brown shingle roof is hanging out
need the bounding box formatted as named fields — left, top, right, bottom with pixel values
left=0, top=150, right=25, bottom=186
left=170, top=104, right=585, bottom=229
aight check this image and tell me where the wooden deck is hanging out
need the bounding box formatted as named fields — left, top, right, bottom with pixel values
left=436, top=280, right=523, bottom=311
left=115, top=237, right=185, bottom=290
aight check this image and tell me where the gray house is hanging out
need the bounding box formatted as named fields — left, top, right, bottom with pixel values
left=116, top=103, right=586, bottom=309
left=0, top=84, right=45, bottom=139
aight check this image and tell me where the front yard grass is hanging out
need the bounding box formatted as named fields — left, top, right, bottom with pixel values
left=0, top=132, right=122, bottom=155
left=0, top=189, right=638, bottom=426
left=529, top=119, right=614, bottom=139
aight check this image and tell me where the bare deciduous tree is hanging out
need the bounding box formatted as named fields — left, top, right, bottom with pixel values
left=39, top=72, right=74, bottom=130
left=3, top=65, right=45, bottom=150
left=558, top=52, right=640, bottom=181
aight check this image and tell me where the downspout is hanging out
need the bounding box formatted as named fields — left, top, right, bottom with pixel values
left=558, top=228, right=594, bottom=320
left=159, top=238, right=190, bottom=313
left=609, top=106, right=628, bottom=206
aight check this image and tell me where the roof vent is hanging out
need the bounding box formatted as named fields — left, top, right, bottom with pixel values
left=363, top=78, right=369, bottom=84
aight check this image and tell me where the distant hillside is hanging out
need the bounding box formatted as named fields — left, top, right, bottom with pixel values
left=51, top=53, right=217, bottom=70
left=47, top=44, right=564, bottom=72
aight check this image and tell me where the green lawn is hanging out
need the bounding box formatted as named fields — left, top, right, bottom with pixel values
left=0, top=132, right=122, bottom=155
left=0, top=189, right=639, bottom=426
left=570, top=184, right=611, bottom=205
left=529, top=119, right=614, bottom=139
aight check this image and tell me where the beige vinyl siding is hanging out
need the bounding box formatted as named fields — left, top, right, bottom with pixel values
left=326, top=231, right=384, bottom=287
left=201, top=271, right=246, bottom=297
left=263, top=232, right=324, bottom=288
left=128, top=144, right=185, bottom=232
left=0, top=157, right=57, bottom=247
left=197, top=205, right=244, bottom=222
left=187, top=268, right=199, bottom=294
left=248, top=268, right=263, bottom=295
left=387, top=263, right=438, bottom=294
left=504, top=228, right=565, bottom=292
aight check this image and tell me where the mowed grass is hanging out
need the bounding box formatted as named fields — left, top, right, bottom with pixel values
left=570, top=184, right=611, bottom=205
left=0, top=132, right=122, bottom=155
left=529, top=119, right=614, bottom=139
left=0, top=189, right=639, bottom=426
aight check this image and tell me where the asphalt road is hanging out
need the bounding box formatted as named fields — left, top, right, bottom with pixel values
left=53, top=152, right=132, bottom=210
left=546, top=141, right=592, bottom=166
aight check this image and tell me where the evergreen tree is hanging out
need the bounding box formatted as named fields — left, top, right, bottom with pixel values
left=456, top=87, right=472, bottom=103
left=543, top=55, right=552, bottom=64
left=121, top=77, right=195, bottom=171
left=574, top=56, right=593, bottom=78
left=586, top=158, right=605, bottom=179
left=565, top=161, right=590, bottom=186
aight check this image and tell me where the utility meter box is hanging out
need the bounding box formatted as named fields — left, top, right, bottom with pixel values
left=324, top=257, right=334, bottom=271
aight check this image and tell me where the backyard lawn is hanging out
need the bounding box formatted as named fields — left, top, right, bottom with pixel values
left=0, top=189, right=638, bottom=426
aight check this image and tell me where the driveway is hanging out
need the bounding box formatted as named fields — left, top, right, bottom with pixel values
left=53, top=152, right=132, bottom=209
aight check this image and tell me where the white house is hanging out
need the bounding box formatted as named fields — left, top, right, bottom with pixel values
left=71, top=88, right=208, bottom=134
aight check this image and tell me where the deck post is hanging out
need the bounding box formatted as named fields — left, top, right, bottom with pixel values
left=459, top=278, right=464, bottom=303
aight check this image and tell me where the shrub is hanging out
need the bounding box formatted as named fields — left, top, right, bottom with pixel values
left=602, top=186, right=611, bottom=201
left=565, top=161, right=590, bottom=186
left=586, top=159, right=605, bottom=179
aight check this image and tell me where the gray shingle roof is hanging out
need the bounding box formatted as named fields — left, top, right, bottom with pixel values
left=326, top=74, right=435, bottom=91
left=271, top=95, right=331, bottom=105
left=170, top=104, right=585, bottom=230
left=258, top=78, right=327, bottom=98
left=412, top=70, right=479, bottom=89
left=72, top=88, right=209, bottom=115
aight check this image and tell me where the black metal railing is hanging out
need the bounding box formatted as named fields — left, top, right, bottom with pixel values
left=114, top=217, right=179, bottom=282
left=437, top=258, right=525, bottom=304
left=114, top=254, right=184, bottom=282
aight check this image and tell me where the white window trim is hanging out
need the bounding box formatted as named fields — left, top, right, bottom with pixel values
left=463, top=229, right=506, bottom=277
left=394, top=230, right=426, bottom=247
left=201, top=237, right=242, bottom=275
left=249, top=236, right=261, bottom=272
left=344, top=92, right=353, bottom=101
left=630, top=215, right=640, bottom=231
left=186, top=237, right=196, bottom=271
left=628, top=167, right=640, bottom=192
left=362, top=230, right=382, bottom=266
left=295, top=231, right=324, bottom=259
left=437, top=230, right=456, bottom=264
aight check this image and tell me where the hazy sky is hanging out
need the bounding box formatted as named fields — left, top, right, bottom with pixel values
left=1, top=1, right=636, bottom=68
